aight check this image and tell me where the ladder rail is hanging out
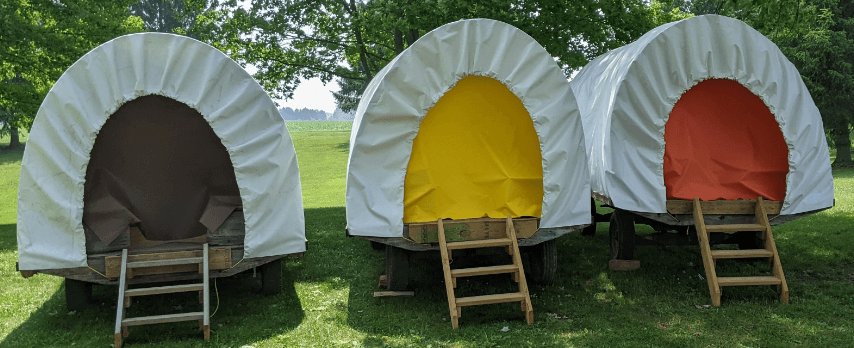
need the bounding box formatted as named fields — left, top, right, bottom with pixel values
left=755, top=198, right=789, bottom=303
left=506, top=216, right=534, bottom=325
left=202, top=243, right=211, bottom=339
left=693, top=198, right=721, bottom=306
left=437, top=219, right=460, bottom=328
left=115, top=249, right=129, bottom=348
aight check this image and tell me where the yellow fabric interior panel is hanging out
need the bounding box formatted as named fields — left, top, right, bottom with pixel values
left=403, top=75, right=544, bottom=223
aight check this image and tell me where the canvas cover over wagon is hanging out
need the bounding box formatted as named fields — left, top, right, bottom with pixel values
left=345, top=18, right=591, bottom=292
left=16, top=33, right=306, bottom=306
left=570, top=15, right=834, bottom=304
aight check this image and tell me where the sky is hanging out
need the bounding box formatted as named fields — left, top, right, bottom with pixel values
left=277, top=77, right=340, bottom=113
left=244, top=65, right=340, bottom=114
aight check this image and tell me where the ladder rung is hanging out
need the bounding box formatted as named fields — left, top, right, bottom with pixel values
left=455, top=292, right=526, bottom=307
left=450, top=265, right=518, bottom=278
left=122, top=312, right=204, bottom=326
left=705, top=224, right=766, bottom=232
left=717, top=276, right=782, bottom=287
left=125, top=283, right=204, bottom=297
left=446, top=238, right=512, bottom=250
left=127, top=257, right=203, bottom=268
left=711, top=249, right=774, bottom=259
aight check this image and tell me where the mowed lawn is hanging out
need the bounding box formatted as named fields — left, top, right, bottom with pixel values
left=1, top=122, right=852, bottom=347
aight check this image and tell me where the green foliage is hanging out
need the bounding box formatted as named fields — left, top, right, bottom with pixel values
left=192, top=0, right=661, bottom=111
left=0, top=0, right=143, bottom=133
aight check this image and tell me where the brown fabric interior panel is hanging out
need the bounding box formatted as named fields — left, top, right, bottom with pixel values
left=84, top=95, right=240, bottom=242
left=83, top=168, right=140, bottom=245
left=199, top=195, right=243, bottom=232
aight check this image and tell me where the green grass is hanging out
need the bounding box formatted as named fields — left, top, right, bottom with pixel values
left=1, top=122, right=852, bottom=347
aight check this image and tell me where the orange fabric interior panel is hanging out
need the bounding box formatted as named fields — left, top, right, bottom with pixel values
left=403, top=76, right=544, bottom=223
left=664, top=78, right=788, bottom=201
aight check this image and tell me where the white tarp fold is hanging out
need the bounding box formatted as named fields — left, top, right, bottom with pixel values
left=570, top=15, right=833, bottom=215
left=17, top=33, right=305, bottom=270
left=346, top=18, right=591, bottom=237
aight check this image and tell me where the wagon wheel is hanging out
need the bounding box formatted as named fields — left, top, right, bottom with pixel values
left=260, top=259, right=283, bottom=295
left=525, top=239, right=557, bottom=285
left=65, top=278, right=93, bottom=312
left=385, top=245, right=410, bottom=290
left=609, top=209, right=636, bottom=260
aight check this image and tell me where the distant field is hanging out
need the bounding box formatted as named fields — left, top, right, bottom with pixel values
left=286, top=121, right=353, bottom=133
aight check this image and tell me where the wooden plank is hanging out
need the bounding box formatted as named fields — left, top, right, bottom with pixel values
left=106, top=248, right=231, bottom=278
left=125, top=283, right=204, bottom=297
left=710, top=249, right=774, bottom=259
left=407, top=217, right=538, bottom=243
left=455, top=292, right=526, bottom=307
left=450, top=265, right=518, bottom=278
left=705, top=224, right=766, bottom=233
left=127, top=257, right=203, bottom=268
left=667, top=199, right=783, bottom=215
left=373, top=291, right=415, bottom=297
left=717, top=276, right=782, bottom=286
left=445, top=238, right=512, bottom=250
left=122, top=312, right=204, bottom=326
left=207, top=211, right=245, bottom=246
left=609, top=259, right=641, bottom=271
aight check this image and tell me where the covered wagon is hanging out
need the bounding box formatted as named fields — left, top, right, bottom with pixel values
left=570, top=15, right=833, bottom=305
left=345, top=18, right=590, bottom=327
left=16, top=33, right=305, bottom=343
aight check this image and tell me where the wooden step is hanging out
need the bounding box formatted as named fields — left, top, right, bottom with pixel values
left=705, top=224, right=766, bottom=233
left=127, top=257, right=203, bottom=268
left=122, top=312, right=204, bottom=326
left=125, top=284, right=204, bottom=297
left=717, top=276, right=782, bottom=287
left=446, top=238, right=512, bottom=250
left=450, top=265, right=518, bottom=278
left=456, top=292, right=526, bottom=307
left=711, top=249, right=774, bottom=259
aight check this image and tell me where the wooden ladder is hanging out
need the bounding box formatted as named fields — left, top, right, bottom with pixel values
left=438, top=216, right=534, bottom=328
left=692, top=197, right=789, bottom=306
left=114, top=244, right=211, bottom=347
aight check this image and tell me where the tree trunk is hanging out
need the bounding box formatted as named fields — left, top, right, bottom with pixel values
left=8, top=127, right=21, bottom=149
left=394, top=28, right=404, bottom=54
left=832, top=123, right=852, bottom=167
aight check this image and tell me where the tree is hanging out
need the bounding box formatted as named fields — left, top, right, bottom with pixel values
left=192, top=0, right=660, bottom=111
left=129, top=0, right=216, bottom=38
left=0, top=0, right=143, bottom=148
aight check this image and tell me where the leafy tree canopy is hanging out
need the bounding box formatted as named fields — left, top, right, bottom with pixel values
left=191, top=0, right=664, bottom=111
left=0, top=0, right=143, bottom=138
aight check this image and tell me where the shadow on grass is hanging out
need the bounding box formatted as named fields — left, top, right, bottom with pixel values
left=335, top=142, right=349, bottom=153
left=0, top=224, right=17, bottom=253
left=0, top=144, right=25, bottom=166
left=332, top=208, right=853, bottom=347
left=1, top=255, right=304, bottom=347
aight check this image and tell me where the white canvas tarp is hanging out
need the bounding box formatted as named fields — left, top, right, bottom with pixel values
left=346, top=18, right=591, bottom=237
left=570, top=14, right=833, bottom=215
left=17, top=33, right=305, bottom=270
